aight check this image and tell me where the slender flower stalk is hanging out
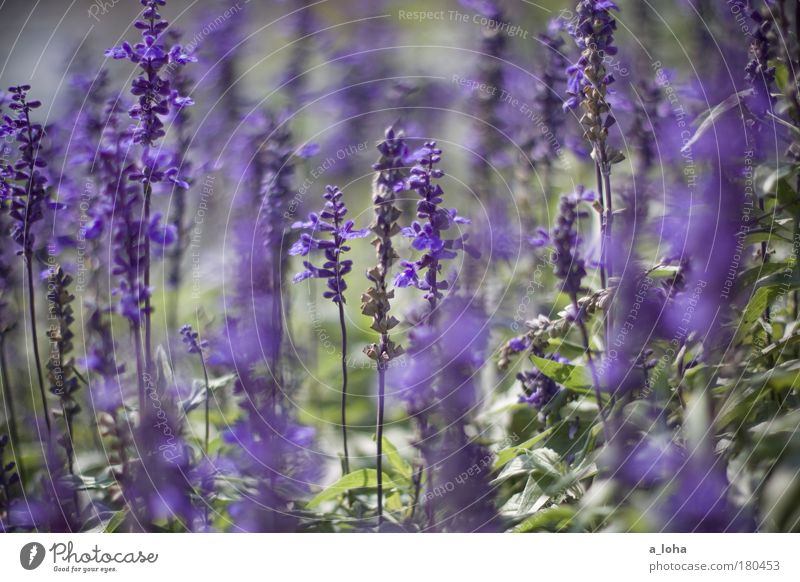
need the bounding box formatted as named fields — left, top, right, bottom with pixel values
left=535, top=188, right=608, bottom=430
left=565, top=0, right=624, bottom=347
left=361, top=127, right=407, bottom=523
left=106, top=0, right=194, bottom=392
left=396, top=141, right=475, bottom=526
left=291, top=185, right=369, bottom=474
left=739, top=1, right=778, bottom=345
left=180, top=324, right=210, bottom=452
left=3, top=85, right=52, bottom=434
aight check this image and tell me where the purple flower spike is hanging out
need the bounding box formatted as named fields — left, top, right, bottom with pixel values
left=398, top=141, right=475, bottom=315
left=290, top=185, right=368, bottom=304
left=106, top=0, right=194, bottom=148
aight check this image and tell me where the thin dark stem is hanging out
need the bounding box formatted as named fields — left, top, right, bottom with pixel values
left=571, top=297, right=609, bottom=439
left=0, top=337, right=19, bottom=450
left=594, top=159, right=611, bottom=357
left=601, top=161, right=614, bottom=282
left=199, top=353, right=211, bottom=453
left=601, top=153, right=615, bottom=352
left=19, top=107, right=50, bottom=436
left=337, top=301, right=350, bottom=476
left=270, top=237, right=283, bottom=413
left=25, top=255, right=50, bottom=435
left=594, top=161, right=607, bottom=291
left=376, top=361, right=386, bottom=525
left=143, top=183, right=153, bottom=380
left=132, top=324, right=145, bottom=416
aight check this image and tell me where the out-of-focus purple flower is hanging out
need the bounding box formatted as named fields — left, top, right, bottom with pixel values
left=401, top=298, right=499, bottom=531
left=128, top=404, right=196, bottom=528
left=290, top=185, right=368, bottom=304
left=662, top=454, right=754, bottom=532
left=517, top=352, right=570, bottom=414
left=82, top=308, right=126, bottom=413
left=612, top=430, right=685, bottom=488
left=552, top=187, right=593, bottom=297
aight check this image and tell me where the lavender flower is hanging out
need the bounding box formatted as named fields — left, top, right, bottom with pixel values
left=291, top=185, right=369, bottom=299
left=565, top=0, right=623, bottom=311
left=219, top=313, right=320, bottom=531
left=739, top=1, right=777, bottom=116
left=517, top=21, right=570, bottom=173
left=105, top=1, right=195, bottom=148
left=361, top=126, right=407, bottom=523
left=550, top=187, right=608, bottom=429
left=401, top=299, right=499, bottom=531
left=395, top=143, right=473, bottom=318
left=2, top=85, right=53, bottom=434
left=106, top=0, right=194, bottom=385
left=292, top=185, right=368, bottom=474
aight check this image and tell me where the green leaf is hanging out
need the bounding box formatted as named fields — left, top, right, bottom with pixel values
left=530, top=354, right=592, bottom=393
left=102, top=510, right=128, bottom=533
left=493, top=428, right=555, bottom=471
left=182, top=373, right=237, bottom=415
left=307, top=469, right=396, bottom=508
left=735, top=262, right=790, bottom=294
left=734, top=286, right=781, bottom=344
left=513, top=505, right=576, bottom=532
left=377, top=435, right=413, bottom=481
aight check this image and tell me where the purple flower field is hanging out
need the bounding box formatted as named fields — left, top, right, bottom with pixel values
left=0, top=0, right=799, bottom=533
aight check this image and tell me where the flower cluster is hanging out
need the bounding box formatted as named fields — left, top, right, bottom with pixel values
left=564, top=1, right=619, bottom=115
left=361, top=127, right=407, bottom=363
left=517, top=353, right=570, bottom=412
left=105, top=0, right=195, bottom=148
left=180, top=324, right=208, bottom=354
left=2, top=85, right=52, bottom=257
left=290, top=185, right=369, bottom=303
left=539, top=187, right=595, bottom=298
left=395, top=143, right=473, bottom=312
